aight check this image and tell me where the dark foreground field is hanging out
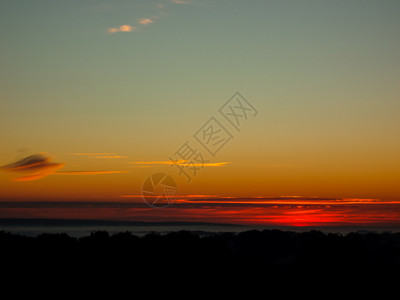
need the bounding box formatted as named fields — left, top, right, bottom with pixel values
left=2, top=229, right=400, bottom=295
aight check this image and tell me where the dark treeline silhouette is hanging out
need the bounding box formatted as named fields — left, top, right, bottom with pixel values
left=2, top=229, right=400, bottom=267
left=2, top=229, right=400, bottom=295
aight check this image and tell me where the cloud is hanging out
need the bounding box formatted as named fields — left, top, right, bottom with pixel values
left=56, top=171, right=128, bottom=175
left=130, top=160, right=187, bottom=165
left=138, top=18, right=154, bottom=25
left=129, top=160, right=230, bottom=167
left=91, top=155, right=128, bottom=159
left=119, top=25, right=134, bottom=32
left=108, top=28, right=119, bottom=34
left=107, top=0, right=191, bottom=35
left=107, top=25, right=135, bottom=34
left=172, top=197, right=383, bottom=206
left=1, top=153, right=129, bottom=181
left=70, top=153, right=116, bottom=156
left=108, top=19, right=154, bottom=34
left=0, top=153, right=64, bottom=181
left=171, top=0, right=189, bottom=4
left=69, top=153, right=127, bottom=159
left=120, top=194, right=217, bottom=198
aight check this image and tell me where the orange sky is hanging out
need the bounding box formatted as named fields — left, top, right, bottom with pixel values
left=1, top=1, right=400, bottom=228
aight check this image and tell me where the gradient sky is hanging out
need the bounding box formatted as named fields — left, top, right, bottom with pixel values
left=1, top=0, right=400, bottom=225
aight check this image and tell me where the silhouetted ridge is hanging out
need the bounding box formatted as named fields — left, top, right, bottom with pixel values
left=2, top=229, right=400, bottom=267
left=2, top=229, right=399, bottom=294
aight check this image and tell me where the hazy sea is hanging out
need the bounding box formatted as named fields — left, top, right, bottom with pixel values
left=2, top=219, right=400, bottom=237
left=2, top=200, right=400, bottom=237
left=0, top=223, right=246, bottom=237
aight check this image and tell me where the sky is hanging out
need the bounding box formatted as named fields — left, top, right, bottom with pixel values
left=1, top=0, right=400, bottom=227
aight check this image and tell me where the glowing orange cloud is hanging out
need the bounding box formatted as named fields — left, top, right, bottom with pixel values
left=14, top=165, right=64, bottom=182
left=108, top=25, right=135, bottom=34
left=69, top=153, right=127, bottom=159
left=70, top=153, right=116, bottom=156
left=0, top=153, right=64, bottom=181
left=55, top=171, right=129, bottom=175
left=106, top=1, right=188, bottom=35
left=129, top=160, right=230, bottom=167
left=1, top=153, right=129, bottom=181
left=138, top=18, right=154, bottom=25
left=174, top=197, right=384, bottom=205
left=171, top=0, right=189, bottom=4
left=120, top=194, right=217, bottom=198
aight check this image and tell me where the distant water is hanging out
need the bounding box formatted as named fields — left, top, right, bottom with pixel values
left=1, top=219, right=400, bottom=237
left=0, top=219, right=247, bottom=237
left=0, top=224, right=248, bottom=237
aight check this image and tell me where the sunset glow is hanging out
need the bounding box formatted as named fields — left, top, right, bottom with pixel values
left=1, top=0, right=400, bottom=232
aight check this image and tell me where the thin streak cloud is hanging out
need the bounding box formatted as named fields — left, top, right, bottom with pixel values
left=170, top=0, right=189, bottom=4
left=70, top=153, right=116, bottom=156
left=129, top=160, right=230, bottom=167
left=120, top=194, right=217, bottom=198
left=55, top=171, right=128, bottom=175
left=69, top=153, right=127, bottom=159
left=1, top=153, right=129, bottom=181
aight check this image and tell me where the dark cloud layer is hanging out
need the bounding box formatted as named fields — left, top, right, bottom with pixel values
left=0, top=153, right=64, bottom=181
left=1, top=153, right=128, bottom=181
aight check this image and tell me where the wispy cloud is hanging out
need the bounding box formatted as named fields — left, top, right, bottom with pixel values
left=170, top=0, right=189, bottom=4
left=118, top=195, right=383, bottom=205
left=70, top=153, right=115, bottom=156
left=0, top=153, right=64, bottom=181
left=174, top=197, right=384, bottom=205
left=129, top=160, right=230, bottom=167
left=56, top=171, right=129, bottom=175
left=138, top=18, right=154, bottom=25
left=130, top=160, right=187, bottom=165
left=69, top=153, right=127, bottom=159
left=1, top=153, right=129, bottom=181
left=108, top=19, right=156, bottom=34
left=120, top=194, right=217, bottom=198
left=107, top=24, right=135, bottom=34
left=107, top=0, right=190, bottom=35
